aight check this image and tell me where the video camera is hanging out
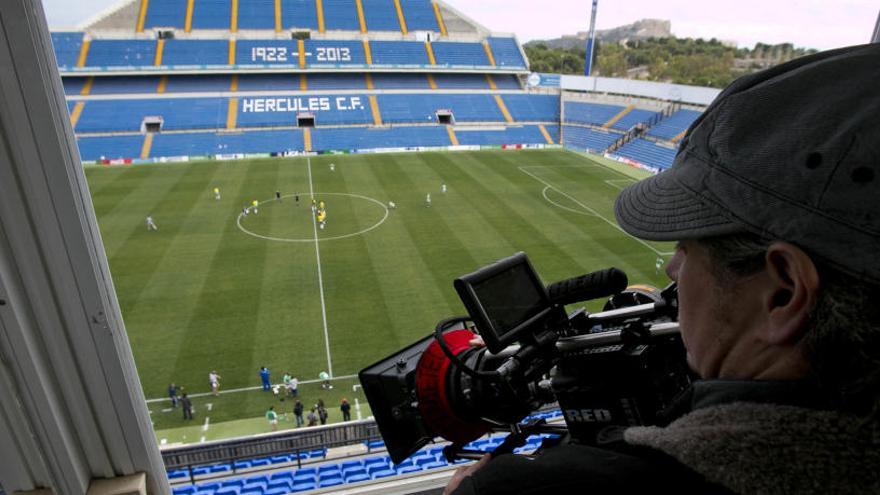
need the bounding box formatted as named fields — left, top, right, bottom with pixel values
left=359, top=252, right=693, bottom=464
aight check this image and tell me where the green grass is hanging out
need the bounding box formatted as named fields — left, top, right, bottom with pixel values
left=85, top=149, right=671, bottom=441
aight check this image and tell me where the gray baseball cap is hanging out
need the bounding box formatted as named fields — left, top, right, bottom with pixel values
left=614, top=43, right=880, bottom=283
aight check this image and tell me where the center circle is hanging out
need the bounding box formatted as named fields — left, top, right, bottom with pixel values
left=237, top=192, right=389, bottom=243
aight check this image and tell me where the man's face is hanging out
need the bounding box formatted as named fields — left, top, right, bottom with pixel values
left=665, top=240, right=762, bottom=378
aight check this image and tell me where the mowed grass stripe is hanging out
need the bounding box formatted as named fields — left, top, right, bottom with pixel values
left=486, top=151, right=646, bottom=278
left=529, top=158, right=674, bottom=284
left=249, top=159, right=328, bottom=380
left=91, top=165, right=192, bottom=256
left=105, top=164, right=220, bottom=313
left=368, top=153, right=479, bottom=313
left=435, top=152, right=590, bottom=280
left=122, top=162, right=254, bottom=396
left=171, top=160, right=278, bottom=392
left=319, top=155, right=447, bottom=373
left=407, top=152, right=523, bottom=268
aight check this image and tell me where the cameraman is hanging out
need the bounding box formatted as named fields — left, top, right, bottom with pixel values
left=447, top=43, right=880, bottom=494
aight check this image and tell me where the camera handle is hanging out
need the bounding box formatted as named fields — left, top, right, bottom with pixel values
left=442, top=418, right=569, bottom=462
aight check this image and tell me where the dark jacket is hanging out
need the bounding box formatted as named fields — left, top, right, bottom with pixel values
left=453, top=380, right=879, bottom=495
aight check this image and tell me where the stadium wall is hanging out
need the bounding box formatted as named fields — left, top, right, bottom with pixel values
left=560, top=75, right=720, bottom=106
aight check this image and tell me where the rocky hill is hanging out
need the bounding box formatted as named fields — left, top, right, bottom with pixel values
left=526, top=19, right=672, bottom=49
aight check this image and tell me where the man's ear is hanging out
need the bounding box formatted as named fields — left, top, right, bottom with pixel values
left=761, top=242, right=820, bottom=345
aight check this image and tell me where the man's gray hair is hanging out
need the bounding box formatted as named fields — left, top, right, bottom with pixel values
left=698, top=234, right=880, bottom=420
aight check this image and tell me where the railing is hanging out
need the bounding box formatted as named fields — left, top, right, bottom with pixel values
left=162, top=419, right=382, bottom=482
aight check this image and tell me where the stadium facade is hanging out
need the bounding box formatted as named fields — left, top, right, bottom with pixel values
left=54, top=0, right=711, bottom=173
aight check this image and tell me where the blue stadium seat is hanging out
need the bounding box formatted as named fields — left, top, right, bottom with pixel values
left=318, top=464, right=340, bottom=476
left=270, top=454, right=292, bottom=464
left=400, top=0, right=439, bottom=31
left=564, top=101, right=625, bottom=126
left=191, top=0, right=232, bottom=29
left=291, top=481, right=317, bottom=493
left=221, top=479, right=245, bottom=489
left=51, top=32, right=83, bottom=68
left=501, top=94, right=560, bottom=122
left=318, top=477, right=344, bottom=489
left=167, top=469, right=190, bottom=480
left=433, top=73, right=490, bottom=90
left=368, top=464, right=396, bottom=478
left=343, top=467, right=370, bottom=483
left=562, top=125, right=622, bottom=153
left=281, top=0, right=319, bottom=29
left=172, top=486, right=196, bottom=495
left=76, top=135, right=144, bottom=162
left=233, top=460, right=252, bottom=470
left=214, top=488, right=240, bottom=495
left=432, top=42, right=489, bottom=67
left=363, top=456, right=389, bottom=468
left=487, top=37, right=526, bottom=67
left=362, top=0, right=401, bottom=31
left=237, top=0, right=275, bottom=29
left=646, top=109, right=702, bottom=140
left=161, top=40, right=229, bottom=66
left=144, top=0, right=186, bottom=28
left=269, top=471, right=294, bottom=483
left=294, top=466, right=316, bottom=477
left=371, top=41, right=429, bottom=65
left=611, top=108, right=659, bottom=132
left=305, top=40, right=367, bottom=66
left=615, top=138, right=677, bottom=170
left=322, top=0, right=360, bottom=30
left=191, top=466, right=213, bottom=476
left=86, top=40, right=156, bottom=67
left=340, top=460, right=362, bottom=471
left=210, top=464, right=231, bottom=473
left=372, top=73, right=430, bottom=89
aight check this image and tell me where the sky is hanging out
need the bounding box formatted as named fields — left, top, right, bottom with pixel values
left=42, top=0, right=879, bottom=50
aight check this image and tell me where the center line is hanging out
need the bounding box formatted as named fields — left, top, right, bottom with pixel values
left=308, top=156, right=334, bottom=377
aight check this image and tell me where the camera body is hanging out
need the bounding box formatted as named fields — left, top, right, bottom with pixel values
left=359, top=252, right=692, bottom=463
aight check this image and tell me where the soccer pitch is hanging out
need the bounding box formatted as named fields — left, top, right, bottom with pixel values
left=85, top=149, right=673, bottom=441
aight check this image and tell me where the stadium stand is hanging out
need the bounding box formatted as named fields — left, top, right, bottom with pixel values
left=370, top=40, right=430, bottom=65
left=614, top=137, right=678, bottom=170
left=280, top=0, right=320, bottom=30
left=377, top=93, right=503, bottom=123
left=362, top=0, right=403, bottom=31
left=164, top=75, right=232, bottom=93
left=50, top=32, right=82, bottom=68
left=432, top=41, right=490, bottom=66
left=609, top=108, right=660, bottom=131
left=562, top=125, right=622, bottom=153
left=501, top=94, right=560, bottom=122
left=191, top=0, right=233, bottom=30
left=53, top=0, right=703, bottom=196
left=143, top=0, right=187, bottom=29
left=85, top=39, right=156, bottom=67
left=86, top=75, right=160, bottom=94
left=564, top=101, right=626, bottom=127
left=487, top=37, right=526, bottom=68
left=646, top=109, right=702, bottom=140
left=237, top=0, right=276, bottom=30
left=371, top=73, right=430, bottom=89
left=400, top=0, right=440, bottom=31
left=162, top=40, right=230, bottom=66
left=322, top=0, right=361, bottom=31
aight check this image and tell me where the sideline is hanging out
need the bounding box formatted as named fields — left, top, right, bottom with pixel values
left=146, top=374, right=359, bottom=403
